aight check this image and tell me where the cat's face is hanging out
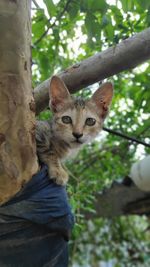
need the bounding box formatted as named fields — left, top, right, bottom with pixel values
left=49, top=76, right=113, bottom=147
left=51, top=99, right=103, bottom=146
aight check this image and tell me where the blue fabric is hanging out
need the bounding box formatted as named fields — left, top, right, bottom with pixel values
left=0, top=165, right=74, bottom=267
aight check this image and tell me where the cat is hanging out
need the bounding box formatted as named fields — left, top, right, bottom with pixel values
left=36, top=76, right=113, bottom=185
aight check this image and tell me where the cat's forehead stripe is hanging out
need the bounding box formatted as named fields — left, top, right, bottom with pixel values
left=74, top=98, right=85, bottom=109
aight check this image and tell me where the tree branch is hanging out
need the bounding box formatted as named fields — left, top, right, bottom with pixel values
left=34, top=27, right=150, bottom=114
left=85, top=177, right=150, bottom=219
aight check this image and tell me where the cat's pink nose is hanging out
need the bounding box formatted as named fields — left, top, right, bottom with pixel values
left=72, top=132, right=83, bottom=139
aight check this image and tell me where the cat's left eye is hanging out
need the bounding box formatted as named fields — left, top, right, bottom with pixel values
left=85, top=118, right=96, bottom=126
left=62, top=116, right=72, bottom=124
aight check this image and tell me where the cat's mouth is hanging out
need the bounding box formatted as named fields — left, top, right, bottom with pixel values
left=72, top=139, right=83, bottom=145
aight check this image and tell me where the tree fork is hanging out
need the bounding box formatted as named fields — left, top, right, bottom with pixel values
left=0, top=0, right=38, bottom=204
left=34, top=27, right=150, bottom=114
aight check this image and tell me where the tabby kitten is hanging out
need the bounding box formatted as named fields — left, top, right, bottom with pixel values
left=36, top=76, right=113, bottom=185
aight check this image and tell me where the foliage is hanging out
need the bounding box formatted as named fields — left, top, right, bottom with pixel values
left=70, top=216, right=150, bottom=267
left=32, top=0, right=150, bottom=266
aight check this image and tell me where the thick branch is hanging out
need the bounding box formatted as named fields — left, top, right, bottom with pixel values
left=34, top=27, right=150, bottom=114
left=0, top=0, right=38, bottom=204
left=85, top=178, right=150, bottom=219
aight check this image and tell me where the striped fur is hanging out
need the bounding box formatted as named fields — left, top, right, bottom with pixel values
left=36, top=76, right=113, bottom=185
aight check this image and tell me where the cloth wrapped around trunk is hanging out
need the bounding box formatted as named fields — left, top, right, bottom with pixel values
left=0, top=165, right=74, bottom=267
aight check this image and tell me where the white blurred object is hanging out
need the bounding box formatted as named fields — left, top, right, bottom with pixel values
left=130, top=155, right=150, bottom=191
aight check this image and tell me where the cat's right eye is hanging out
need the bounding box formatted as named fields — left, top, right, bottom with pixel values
left=62, top=116, right=72, bottom=124
left=85, top=117, right=96, bottom=126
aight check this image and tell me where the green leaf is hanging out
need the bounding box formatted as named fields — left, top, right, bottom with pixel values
left=68, top=1, right=80, bottom=19
left=121, top=0, right=134, bottom=12
left=85, top=13, right=100, bottom=37
left=43, top=0, right=56, bottom=17
left=32, top=20, right=46, bottom=40
left=137, top=0, right=150, bottom=9
left=110, top=5, right=123, bottom=24
left=103, top=15, right=114, bottom=40
left=146, top=7, right=150, bottom=25
left=102, top=15, right=110, bottom=27
left=90, top=0, right=108, bottom=12
left=80, top=0, right=108, bottom=13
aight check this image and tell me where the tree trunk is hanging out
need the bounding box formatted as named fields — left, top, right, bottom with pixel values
left=34, top=27, right=150, bottom=114
left=0, top=0, right=38, bottom=204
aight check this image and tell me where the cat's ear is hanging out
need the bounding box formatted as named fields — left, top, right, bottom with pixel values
left=49, top=76, right=71, bottom=112
left=91, top=82, right=113, bottom=119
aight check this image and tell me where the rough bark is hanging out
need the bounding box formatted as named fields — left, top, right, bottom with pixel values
left=0, top=0, right=38, bottom=204
left=85, top=178, right=150, bottom=219
left=34, top=27, right=150, bottom=114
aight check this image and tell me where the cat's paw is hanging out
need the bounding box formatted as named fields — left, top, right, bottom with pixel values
left=55, top=171, right=69, bottom=186
left=48, top=167, right=69, bottom=186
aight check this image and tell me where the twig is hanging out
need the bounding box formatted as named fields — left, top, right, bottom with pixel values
left=103, top=127, right=150, bottom=148
left=34, top=0, right=72, bottom=46
left=32, top=0, right=40, bottom=9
